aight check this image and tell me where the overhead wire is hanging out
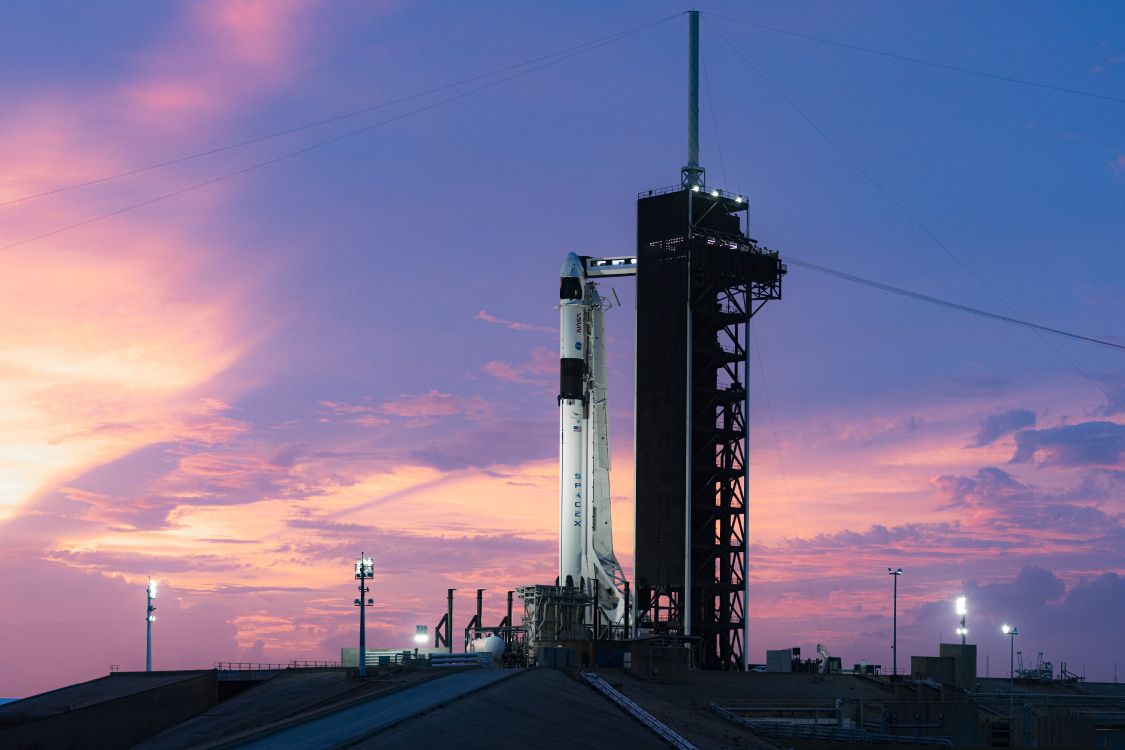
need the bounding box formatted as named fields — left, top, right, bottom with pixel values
left=699, top=52, right=729, bottom=187
left=703, top=16, right=1122, bottom=409
left=6, top=13, right=1119, bottom=373
left=786, top=256, right=1125, bottom=353
left=0, top=14, right=682, bottom=255
left=705, top=11, right=1125, bottom=105
left=0, top=13, right=681, bottom=209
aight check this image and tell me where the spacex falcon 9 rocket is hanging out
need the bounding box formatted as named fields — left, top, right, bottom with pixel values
left=558, top=252, right=627, bottom=627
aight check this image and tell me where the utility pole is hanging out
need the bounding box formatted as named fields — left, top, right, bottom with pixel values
left=354, top=554, right=374, bottom=677
left=1003, top=624, right=1019, bottom=721
left=145, top=578, right=156, bottom=672
left=887, top=568, right=903, bottom=677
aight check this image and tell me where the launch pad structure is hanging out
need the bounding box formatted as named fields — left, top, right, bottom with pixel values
left=517, top=11, right=784, bottom=671
left=633, top=184, right=782, bottom=671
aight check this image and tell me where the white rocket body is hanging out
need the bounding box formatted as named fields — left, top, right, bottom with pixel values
left=559, top=253, right=586, bottom=587
left=558, top=252, right=626, bottom=626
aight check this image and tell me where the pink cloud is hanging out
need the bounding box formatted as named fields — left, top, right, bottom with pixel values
left=482, top=346, right=555, bottom=384
left=125, top=80, right=217, bottom=121
left=475, top=309, right=553, bottom=334
left=106, top=1, right=335, bottom=138
left=195, top=0, right=320, bottom=68
left=321, top=392, right=498, bottom=427
left=1090, top=54, right=1124, bottom=74
left=0, top=1, right=326, bottom=523
left=318, top=400, right=390, bottom=427
left=380, top=390, right=484, bottom=419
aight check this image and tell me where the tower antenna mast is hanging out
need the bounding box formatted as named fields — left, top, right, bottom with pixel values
left=682, top=10, right=705, bottom=188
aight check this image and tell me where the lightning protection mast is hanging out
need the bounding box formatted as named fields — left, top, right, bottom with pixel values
left=354, top=554, right=374, bottom=677
left=145, top=578, right=156, bottom=672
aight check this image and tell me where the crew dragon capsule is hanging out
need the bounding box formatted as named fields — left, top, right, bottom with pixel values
left=557, top=252, right=627, bottom=626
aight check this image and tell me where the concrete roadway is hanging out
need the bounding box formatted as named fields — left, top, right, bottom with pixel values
left=235, top=668, right=519, bottom=749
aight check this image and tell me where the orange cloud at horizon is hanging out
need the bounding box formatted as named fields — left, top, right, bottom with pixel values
left=0, top=0, right=338, bottom=522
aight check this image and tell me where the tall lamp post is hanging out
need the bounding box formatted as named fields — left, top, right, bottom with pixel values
left=354, top=554, right=374, bottom=677
left=1002, top=624, right=1018, bottom=721
left=888, top=568, right=903, bottom=677
left=145, top=578, right=157, bottom=672
left=955, top=596, right=967, bottom=645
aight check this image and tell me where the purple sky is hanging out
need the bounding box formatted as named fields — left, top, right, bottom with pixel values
left=1, top=1, right=1122, bottom=697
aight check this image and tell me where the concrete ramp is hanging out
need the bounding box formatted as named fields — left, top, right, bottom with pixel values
left=352, top=669, right=671, bottom=750
left=235, top=668, right=519, bottom=749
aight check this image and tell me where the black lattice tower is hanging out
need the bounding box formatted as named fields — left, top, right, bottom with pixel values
left=633, top=185, right=783, bottom=670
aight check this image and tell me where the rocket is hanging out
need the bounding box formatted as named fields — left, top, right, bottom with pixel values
left=558, top=252, right=586, bottom=587
left=557, top=252, right=627, bottom=629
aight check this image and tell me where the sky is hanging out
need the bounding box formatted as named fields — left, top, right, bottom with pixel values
left=1, top=1, right=1122, bottom=697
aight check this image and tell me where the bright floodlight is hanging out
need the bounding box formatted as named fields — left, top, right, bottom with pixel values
left=692, top=185, right=701, bottom=192
left=956, top=627, right=967, bottom=635
left=735, top=195, right=744, bottom=203
left=955, top=596, right=966, bottom=615
left=148, top=580, right=157, bottom=599
left=354, top=557, right=374, bottom=579
left=711, top=189, right=719, bottom=197
left=1002, top=624, right=1017, bottom=635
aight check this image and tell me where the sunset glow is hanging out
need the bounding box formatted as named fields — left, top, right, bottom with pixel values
left=1, top=1, right=1122, bottom=697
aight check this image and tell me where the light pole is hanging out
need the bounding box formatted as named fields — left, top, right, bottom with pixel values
left=145, top=578, right=156, bottom=672
left=955, top=595, right=967, bottom=645
left=354, top=554, right=374, bottom=677
left=1002, top=624, right=1018, bottom=721
left=888, top=568, right=903, bottom=677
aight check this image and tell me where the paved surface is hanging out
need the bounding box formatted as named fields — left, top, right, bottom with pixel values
left=236, top=668, right=520, bottom=749
left=138, top=669, right=425, bottom=750
left=357, top=669, right=672, bottom=750
left=608, top=670, right=894, bottom=750
left=0, top=671, right=212, bottom=721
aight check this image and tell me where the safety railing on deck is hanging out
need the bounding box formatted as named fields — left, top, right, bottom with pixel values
left=711, top=703, right=954, bottom=747
left=214, top=660, right=342, bottom=671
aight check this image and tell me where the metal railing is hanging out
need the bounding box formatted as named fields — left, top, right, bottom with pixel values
left=711, top=704, right=954, bottom=747
left=289, top=660, right=342, bottom=669
left=359, top=651, right=410, bottom=665
left=429, top=652, right=493, bottom=668
left=213, top=660, right=343, bottom=671
left=582, top=672, right=698, bottom=750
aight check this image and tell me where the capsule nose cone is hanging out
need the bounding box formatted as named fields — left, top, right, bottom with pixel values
left=560, top=252, right=583, bottom=279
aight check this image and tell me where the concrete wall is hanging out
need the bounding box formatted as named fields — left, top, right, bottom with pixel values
left=629, top=645, right=689, bottom=683
left=766, top=648, right=795, bottom=673
left=884, top=698, right=977, bottom=747
left=939, top=643, right=977, bottom=690
left=910, top=655, right=956, bottom=686
left=1012, top=715, right=1096, bottom=749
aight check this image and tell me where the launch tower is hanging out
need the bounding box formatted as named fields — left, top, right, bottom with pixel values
left=632, top=12, right=784, bottom=670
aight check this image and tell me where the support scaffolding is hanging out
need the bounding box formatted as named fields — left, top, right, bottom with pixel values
left=516, top=584, right=590, bottom=661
